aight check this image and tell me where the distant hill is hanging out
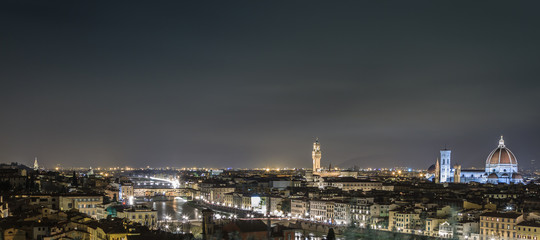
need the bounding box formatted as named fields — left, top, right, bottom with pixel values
left=336, top=157, right=365, bottom=169
left=0, top=162, right=32, bottom=171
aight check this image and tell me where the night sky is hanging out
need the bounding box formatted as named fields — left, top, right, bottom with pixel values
left=1, top=1, right=539, bottom=169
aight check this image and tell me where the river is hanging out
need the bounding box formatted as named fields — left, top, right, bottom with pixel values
left=139, top=198, right=351, bottom=239
left=136, top=197, right=199, bottom=221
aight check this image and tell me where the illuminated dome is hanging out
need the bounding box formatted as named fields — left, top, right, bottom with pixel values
left=485, top=136, right=518, bottom=175
left=486, top=136, right=517, bottom=165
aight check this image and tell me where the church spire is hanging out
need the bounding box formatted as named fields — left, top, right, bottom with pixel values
left=499, top=135, right=505, bottom=147
left=33, top=157, right=39, bottom=171
left=434, top=158, right=440, bottom=184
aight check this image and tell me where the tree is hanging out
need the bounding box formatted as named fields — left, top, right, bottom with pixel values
left=281, top=199, right=291, bottom=213
left=343, top=225, right=363, bottom=240
left=327, top=228, right=336, bottom=240
left=72, top=171, right=79, bottom=187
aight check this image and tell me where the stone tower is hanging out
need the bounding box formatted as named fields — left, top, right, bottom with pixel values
left=440, top=148, right=451, bottom=183
left=453, top=164, right=461, bottom=183
left=312, top=138, right=321, bottom=172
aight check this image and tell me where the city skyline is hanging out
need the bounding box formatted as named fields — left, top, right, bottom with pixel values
left=1, top=1, right=539, bottom=169
left=3, top=2, right=540, bottom=240
left=7, top=135, right=533, bottom=171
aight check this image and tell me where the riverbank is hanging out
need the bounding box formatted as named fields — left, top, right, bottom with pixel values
left=188, top=200, right=439, bottom=240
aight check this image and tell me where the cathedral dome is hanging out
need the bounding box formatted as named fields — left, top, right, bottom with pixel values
left=427, top=164, right=436, bottom=174
left=486, top=136, right=517, bottom=165
left=488, top=173, right=499, bottom=179
left=512, top=173, right=523, bottom=180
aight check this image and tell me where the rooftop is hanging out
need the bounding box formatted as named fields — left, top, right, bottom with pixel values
left=480, top=212, right=522, bottom=219
left=517, top=221, right=540, bottom=227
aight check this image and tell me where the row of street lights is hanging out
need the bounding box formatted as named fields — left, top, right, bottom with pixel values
left=159, top=214, right=191, bottom=234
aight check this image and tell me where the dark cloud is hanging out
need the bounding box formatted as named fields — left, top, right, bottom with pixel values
left=1, top=1, right=539, bottom=169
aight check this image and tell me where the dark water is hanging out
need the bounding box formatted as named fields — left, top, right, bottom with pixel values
left=140, top=197, right=199, bottom=221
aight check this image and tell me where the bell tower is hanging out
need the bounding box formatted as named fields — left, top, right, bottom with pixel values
left=312, top=138, right=321, bottom=172
left=440, top=148, right=451, bottom=183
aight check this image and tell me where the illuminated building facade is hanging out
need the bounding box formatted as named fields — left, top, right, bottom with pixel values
left=439, top=149, right=451, bottom=183
left=431, top=136, right=523, bottom=184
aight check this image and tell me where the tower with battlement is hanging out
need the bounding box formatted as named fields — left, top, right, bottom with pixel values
left=312, top=138, right=321, bottom=172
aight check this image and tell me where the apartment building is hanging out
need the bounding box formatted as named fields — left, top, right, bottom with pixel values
left=389, top=209, right=422, bottom=234
left=120, top=182, right=134, bottom=201
left=479, top=212, right=523, bottom=240
left=59, top=195, right=103, bottom=219
left=333, top=201, right=351, bottom=225
left=309, top=200, right=329, bottom=222
left=116, top=205, right=158, bottom=229
left=322, top=177, right=383, bottom=192
left=516, top=221, right=540, bottom=240
left=291, top=199, right=308, bottom=218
